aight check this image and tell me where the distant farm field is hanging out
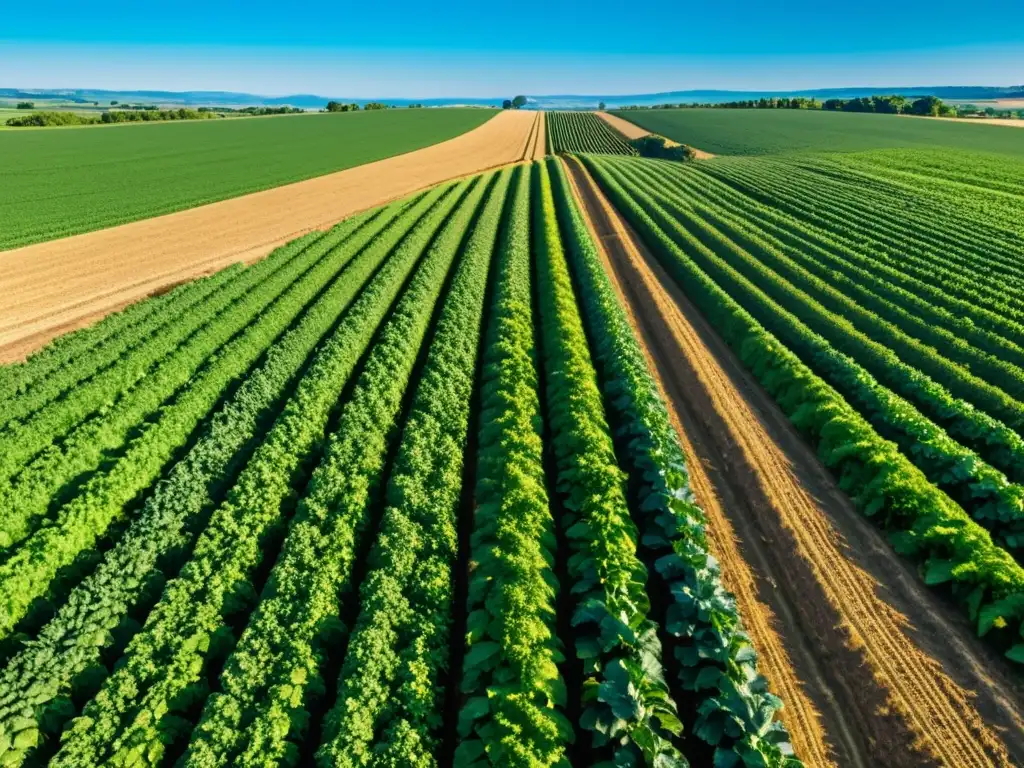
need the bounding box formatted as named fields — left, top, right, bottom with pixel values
left=611, top=108, right=1024, bottom=156
left=0, top=108, right=495, bottom=249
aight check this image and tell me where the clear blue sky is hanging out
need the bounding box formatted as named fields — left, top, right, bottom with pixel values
left=3, top=0, right=1023, bottom=96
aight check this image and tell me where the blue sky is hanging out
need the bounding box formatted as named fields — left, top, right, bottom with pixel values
left=3, top=0, right=1023, bottom=96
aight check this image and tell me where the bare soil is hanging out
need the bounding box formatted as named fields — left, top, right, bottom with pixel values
left=595, top=112, right=717, bottom=158
left=531, top=111, right=547, bottom=160
left=562, top=155, right=1024, bottom=768
left=0, top=110, right=538, bottom=362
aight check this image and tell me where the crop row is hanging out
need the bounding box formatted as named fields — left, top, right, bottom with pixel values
left=798, top=150, right=1024, bottom=247
left=702, top=159, right=1024, bottom=330
left=42, top=183, right=465, bottom=768
left=598, top=155, right=1024, bottom=552
left=0, top=162, right=800, bottom=768
left=0, top=224, right=375, bottom=554
left=534, top=160, right=687, bottom=766
left=0, top=196, right=411, bottom=763
left=550, top=156, right=800, bottom=766
left=455, top=165, right=571, bottom=766
left=184, top=172, right=498, bottom=767
left=546, top=112, right=637, bottom=156
left=644, top=159, right=1024, bottom=379
left=582, top=153, right=1024, bottom=668
left=773, top=156, right=1024, bottom=287
left=608, top=157, right=1024, bottom=539
left=315, top=170, right=506, bottom=767
left=0, top=262, right=244, bottom=426
left=608, top=159, right=1024, bottom=467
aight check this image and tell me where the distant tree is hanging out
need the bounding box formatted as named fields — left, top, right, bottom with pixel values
left=984, top=106, right=998, bottom=116
left=512, top=95, right=527, bottom=109
left=326, top=101, right=361, bottom=112
left=502, top=99, right=513, bottom=110
left=364, top=102, right=389, bottom=110
left=910, top=95, right=943, bottom=116
left=110, top=100, right=119, bottom=106
left=598, top=101, right=606, bottom=110
left=16, top=102, right=33, bottom=109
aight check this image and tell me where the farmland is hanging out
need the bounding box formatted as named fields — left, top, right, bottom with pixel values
left=572, top=147, right=1024, bottom=766
left=581, top=148, right=1024, bottom=652
left=611, top=107, right=1024, bottom=156
left=3, top=101, right=1024, bottom=768
left=0, top=110, right=541, bottom=362
left=546, top=111, right=637, bottom=155
left=0, top=108, right=495, bottom=249
left=0, top=158, right=806, bottom=768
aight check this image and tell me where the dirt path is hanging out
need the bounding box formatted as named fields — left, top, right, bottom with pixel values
left=0, top=110, right=537, bottom=362
left=562, top=156, right=1024, bottom=768
left=531, top=111, right=547, bottom=160
left=594, top=112, right=716, bottom=158
left=517, top=111, right=545, bottom=162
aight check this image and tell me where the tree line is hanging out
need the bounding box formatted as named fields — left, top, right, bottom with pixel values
left=325, top=101, right=424, bottom=112
left=5, top=105, right=307, bottom=128
left=6, top=108, right=223, bottom=127
left=615, top=94, right=1024, bottom=119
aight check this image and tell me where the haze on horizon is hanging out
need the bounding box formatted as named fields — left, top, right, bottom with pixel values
left=3, top=0, right=1023, bottom=97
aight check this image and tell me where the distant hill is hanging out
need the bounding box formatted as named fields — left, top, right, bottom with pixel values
left=0, top=88, right=502, bottom=109
left=3, top=85, right=1023, bottom=111
left=525, top=86, right=1024, bottom=109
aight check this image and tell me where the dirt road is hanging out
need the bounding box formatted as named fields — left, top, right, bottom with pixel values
left=562, top=156, right=1024, bottom=768
left=525, top=111, right=547, bottom=160
left=594, top=112, right=716, bottom=158
left=0, top=110, right=538, bottom=362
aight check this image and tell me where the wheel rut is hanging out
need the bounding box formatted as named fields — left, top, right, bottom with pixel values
left=562, top=155, right=1024, bottom=768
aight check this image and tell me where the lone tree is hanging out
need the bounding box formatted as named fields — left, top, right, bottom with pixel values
left=598, top=101, right=606, bottom=110
left=512, top=95, right=527, bottom=109
left=502, top=99, right=513, bottom=110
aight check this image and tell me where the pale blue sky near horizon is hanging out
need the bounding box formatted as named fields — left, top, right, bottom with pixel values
left=3, top=0, right=1023, bottom=97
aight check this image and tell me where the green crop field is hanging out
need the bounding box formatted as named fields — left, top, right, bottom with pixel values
left=546, top=110, right=637, bottom=154
left=610, top=107, right=1024, bottom=156
left=582, top=148, right=1024, bottom=667
left=5, top=115, right=1024, bottom=766
left=0, top=159, right=800, bottom=768
left=0, top=108, right=494, bottom=249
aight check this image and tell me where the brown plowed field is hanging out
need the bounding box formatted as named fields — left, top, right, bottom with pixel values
left=595, top=112, right=716, bottom=158
left=0, top=110, right=538, bottom=362
left=562, top=156, right=1024, bottom=768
